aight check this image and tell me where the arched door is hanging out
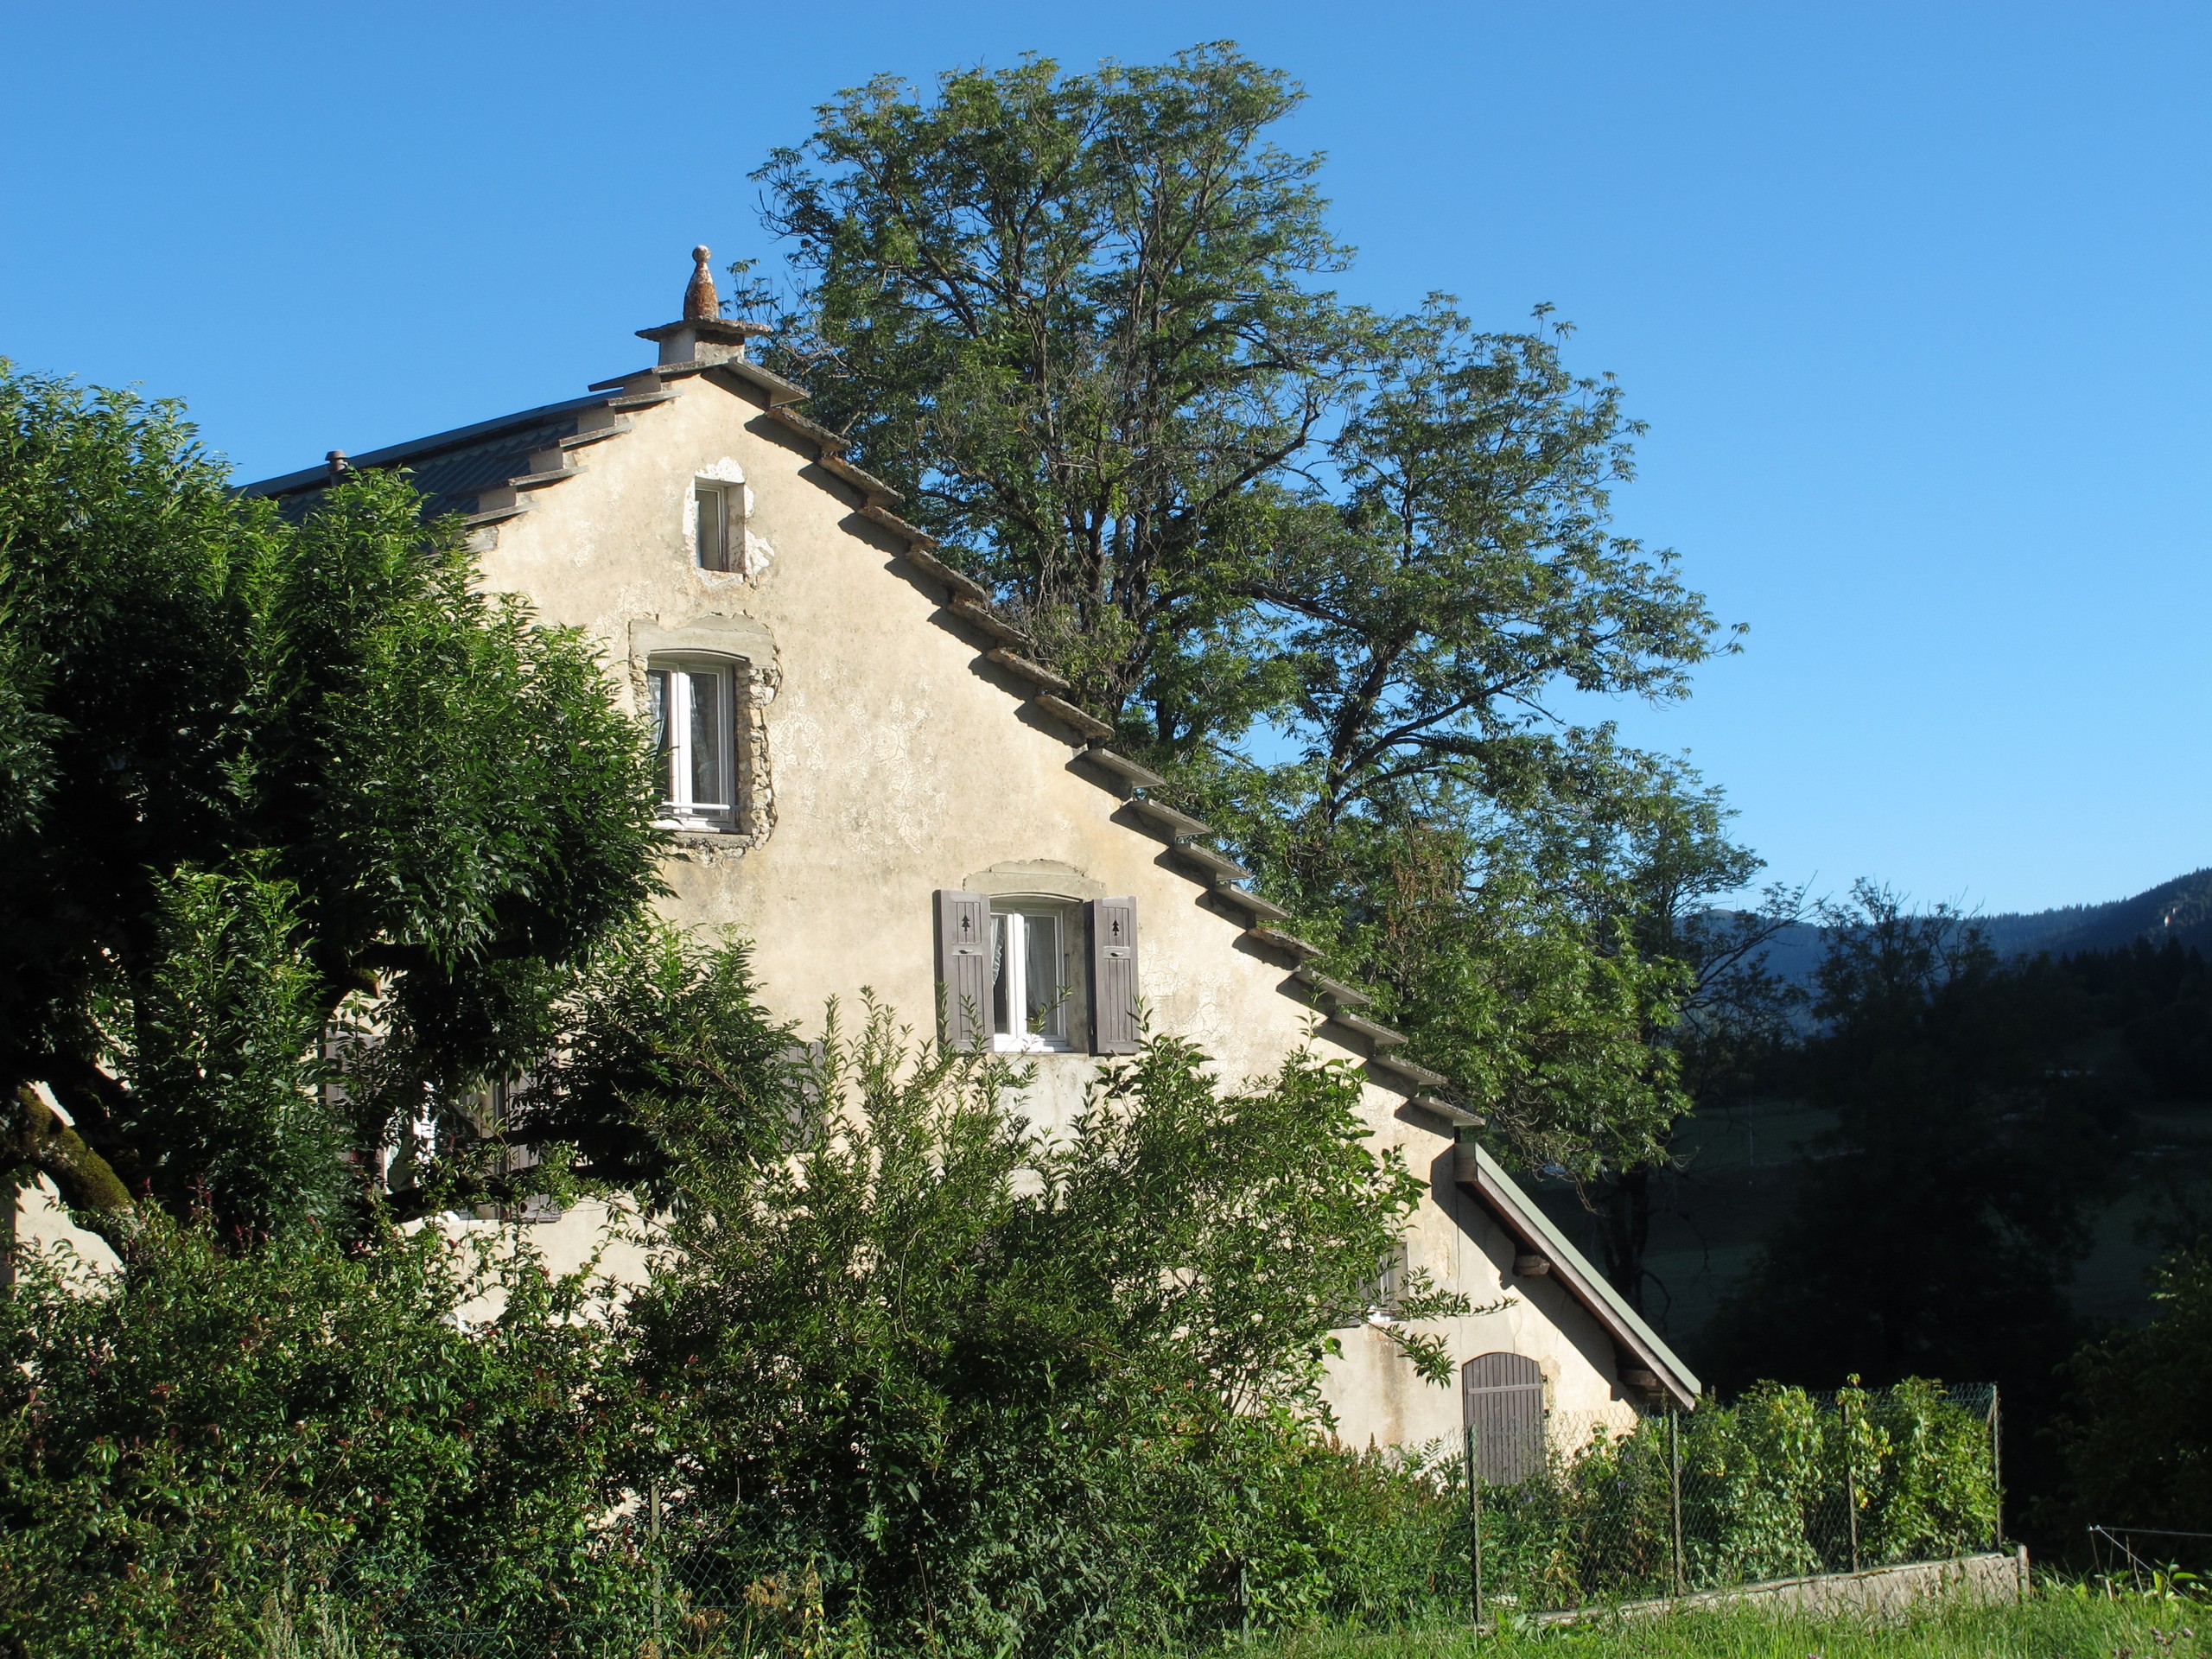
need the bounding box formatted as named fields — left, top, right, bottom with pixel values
left=1462, top=1352, right=1545, bottom=1484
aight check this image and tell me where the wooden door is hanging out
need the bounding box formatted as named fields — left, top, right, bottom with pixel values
left=1463, top=1351, right=1545, bottom=1484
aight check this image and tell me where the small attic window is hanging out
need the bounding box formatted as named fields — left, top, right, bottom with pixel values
left=695, top=481, right=739, bottom=572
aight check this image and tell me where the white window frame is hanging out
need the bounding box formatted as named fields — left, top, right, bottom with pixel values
left=990, top=899, right=1077, bottom=1053
left=646, top=656, right=739, bottom=830
left=695, top=480, right=740, bottom=572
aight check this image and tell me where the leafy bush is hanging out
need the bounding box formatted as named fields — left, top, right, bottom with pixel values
left=2050, top=1246, right=2212, bottom=1534
left=1477, top=1382, right=1999, bottom=1612
left=1479, top=1414, right=1681, bottom=1607
left=0, top=1219, right=626, bottom=1657
left=1853, top=1378, right=2001, bottom=1567
left=0, top=935, right=2005, bottom=1659
left=619, top=990, right=1473, bottom=1655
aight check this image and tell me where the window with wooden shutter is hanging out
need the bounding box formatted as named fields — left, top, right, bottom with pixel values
left=1463, top=1351, right=1546, bottom=1485
left=990, top=903, right=1076, bottom=1051
left=935, top=890, right=994, bottom=1051
left=1087, top=895, right=1140, bottom=1054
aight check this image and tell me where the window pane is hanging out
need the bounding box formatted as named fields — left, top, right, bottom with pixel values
left=1024, top=912, right=1062, bottom=1038
left=687, top=670, right=726, bottom=808
left=696, top=486, right=725, bottom=570
left=646, top=670, right=674, bottom=804
left=990, top=912, right=1012, bottom=1035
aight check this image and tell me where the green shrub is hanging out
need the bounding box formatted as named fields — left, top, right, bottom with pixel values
left=0, top=944, right=2005, bottom=1659
left=1476, top=1382, right=2000, bottom=1614
left=618, top=998, right=1476, bottom=1656
left=2050, top=1246, right=2212, bottom=1534
left=0, top=1218, right=626, bottom=1657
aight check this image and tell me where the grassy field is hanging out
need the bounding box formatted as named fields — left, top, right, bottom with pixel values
left=1236, top=1590, right=2203, bottom=1659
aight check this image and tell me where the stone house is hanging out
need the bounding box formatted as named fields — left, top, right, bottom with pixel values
left=89, top=251, right=1703, bottom=1455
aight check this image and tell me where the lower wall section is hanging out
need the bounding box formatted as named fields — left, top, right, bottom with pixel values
left=1533, top=1548, right=2031, bottom=1627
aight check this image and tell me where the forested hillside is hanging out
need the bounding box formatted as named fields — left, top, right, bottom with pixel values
left=1534, top=887, right=2212, bottom=1540
left=1541, top=880, right=2212, bottom=1344
left=1980, top=866, right=2212, bottom=957
left=1749, top=868, right=2212, bottom=987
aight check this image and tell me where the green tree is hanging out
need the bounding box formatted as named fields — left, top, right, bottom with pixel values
left=1196, top=303, right=1740, bottom=1178
left=1570, top=774, right=1808, bottom=1315
left=1255, top=804, right=1695, bottom=1179
left=512, top=925, right=807, bottom=1208
left=753, top=54, right=1745, bottom=1178
left=1702, top=885, right=2132, bottom=1398
left=757, top=44, right=1356, bottom=740
left=2052, top=1245, right=2212, bottom=1534
left=0, top=366, right=665, bottom=1247
left=1230, top=301, right=1724, bottom=832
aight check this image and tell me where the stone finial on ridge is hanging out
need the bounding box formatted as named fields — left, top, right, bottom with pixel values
left=683, top=245, right=720, bottom=322
left=638, top=245, right=767, bottom=366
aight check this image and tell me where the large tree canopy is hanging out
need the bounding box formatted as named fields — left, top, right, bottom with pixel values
left=1236, top=300, right=1723, bottom=829
left=0, top=366, right=665, bottom=1245
left=753, top=47, right=1755, bottom=1173
left=758, top=45, right=1355, bottom=740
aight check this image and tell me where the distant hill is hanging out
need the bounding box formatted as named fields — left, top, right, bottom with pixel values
left=1977, top=867, right=2212, bottom=957
left=1742, top=867, right=2212, bottom=988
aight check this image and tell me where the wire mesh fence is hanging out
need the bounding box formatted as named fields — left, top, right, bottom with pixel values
left=1468, top=1382, right=2003, bottom=1618
left=2088, top=1524, right=2212, bottom=1586
left=245, top=1382, right=2000, bottom=1656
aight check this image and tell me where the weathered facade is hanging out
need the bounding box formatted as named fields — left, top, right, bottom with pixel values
left=24, top=254, right=1700, bottom=1451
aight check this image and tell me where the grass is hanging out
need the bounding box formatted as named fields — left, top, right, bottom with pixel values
left=1230, top=1588, right=2205, bottom=1659
left=250, top=1582, right=2207, bottom=1659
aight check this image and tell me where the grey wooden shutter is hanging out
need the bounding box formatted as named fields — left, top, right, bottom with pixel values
left=935, top=889, right=993, bottom=1050
left=1087, top=895, right=1140, bottom=1054
left=1463, top=1351, right=1546, bottom=1485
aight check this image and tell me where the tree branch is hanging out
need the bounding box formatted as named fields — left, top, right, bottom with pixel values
left=3, top=1083, right=139, bottom=1249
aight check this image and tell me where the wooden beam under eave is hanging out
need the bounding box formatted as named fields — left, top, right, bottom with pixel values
left=1452, top=1141, right=1701, bottom=1412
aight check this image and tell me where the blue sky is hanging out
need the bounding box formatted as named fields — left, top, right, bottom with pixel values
left=4, top=2, right=2205, bottom=915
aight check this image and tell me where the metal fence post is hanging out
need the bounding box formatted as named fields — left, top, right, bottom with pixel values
left=1465, top=1422, right=1483, bottom=1632
left=1669, top=1407, right=1686, bottom=1598
left=1989, top=1384, right=2004, bottom=1549
left=650, top=1478, right=664, bottom=1651
left=1841, top=1393, right=1860, bottom=1574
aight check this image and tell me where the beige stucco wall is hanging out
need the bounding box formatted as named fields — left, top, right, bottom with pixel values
left=469, top=360, right=1644, bottom=1449
left=12, top=1178, right=121, bottom=1277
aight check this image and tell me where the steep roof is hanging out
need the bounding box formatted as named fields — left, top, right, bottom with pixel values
left=248, top=394, right=610, bottom=522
